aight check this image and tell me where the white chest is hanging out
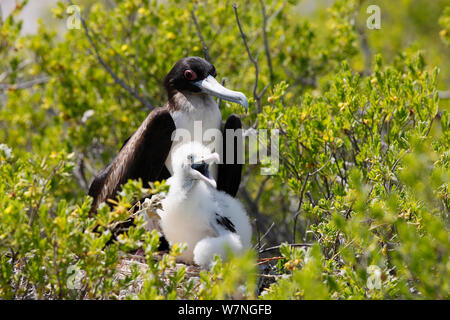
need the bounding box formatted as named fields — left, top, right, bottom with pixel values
left=165, top=93, right=222, bottom=178
left=159, top=181, right=218, bottom=263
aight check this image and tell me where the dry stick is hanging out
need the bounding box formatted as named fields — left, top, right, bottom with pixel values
left=357, top=25, right=372, bottom=76
left=73, top=153, right=89, bottom=191
left=0, top=76, right=49, bottom=90
left=29, top=161, right=64, bottom=226
left=0, top=59, right=32, bottom=83
left=67, top=0, right=154, bottom=110
left=93, top=31, right=156, bottom=100
left=259, top=0, right=274, bottom=82
left=253, top=221, right=275, bottom=250
left=258, top=273, right=283, bottom=279
left=259, top=243, right=312, bottom=254
left=292, top=154, right=332, bottom=243
left=257, top=256, right=284, bottom=265
left=330, top=238, right=355, bottom=261
left=355, top=1, right=372, bottom=76
left=240, top=186, right=273, bottom=241
left=233, top=3, right=262, bottom=114
left=291, top=174, right=309, bottom=243
left=191, top=9, right=212, bottom=63
left=53, top=240, right=64, bottom=299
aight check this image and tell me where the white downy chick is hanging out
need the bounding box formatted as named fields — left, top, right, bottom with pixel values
left=158, top=142, right=252, bottom=268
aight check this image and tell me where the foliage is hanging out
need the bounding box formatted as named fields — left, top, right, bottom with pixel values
left=440, top=6, right=450, bottom=46
left=0, top=0, right=449, bottom=299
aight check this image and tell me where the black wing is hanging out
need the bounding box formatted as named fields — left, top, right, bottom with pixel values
left=217, top=114, right=243, bottom=197
left=215, top=213, right=236, bottom=233
left=88, top=108, right=175, bottom=212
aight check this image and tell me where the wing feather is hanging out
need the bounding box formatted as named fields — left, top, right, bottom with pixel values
left=216, top=114, right=243, bottom=197
left=88, top=108, right=175, bottom=212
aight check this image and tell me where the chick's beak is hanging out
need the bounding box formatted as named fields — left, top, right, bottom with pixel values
left=189, top=152, right=220, bottom=188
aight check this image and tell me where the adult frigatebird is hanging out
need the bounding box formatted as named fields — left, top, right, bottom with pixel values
left=88, top=57, right=248, bottom=212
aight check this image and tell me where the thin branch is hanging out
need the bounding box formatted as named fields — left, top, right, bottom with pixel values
left=240, top=185, right=276, bottom=244
left=260, top=0, right=274, bottom=82
left=355, top=1, right=372, bottom=76
left=256, top=176, right=271, bottom=203
left=233, top=3, right=262, bottom=113
left=390, top=149, right=409, bottom=175
left=0, top=59, right=32, bottom=83
left=67, top=0, right=154, bottom=110
left=0, top=76, right=49, bottom=90
left=73, top=153, right=89, bottom=191
left=259, top=243, right=312, bottom=254
left=292, top=154, right=332, bottom=242
left=292, top=174, right=310, bottom=243
left=267, top=0, right=287, bottom=25
left=29, top=161, right=64, bottom=226
left=191, top=9, right=212, bottom=63
left=257, top=256, right=284, bottom=265
left=253, top=222, right=275, bottom=251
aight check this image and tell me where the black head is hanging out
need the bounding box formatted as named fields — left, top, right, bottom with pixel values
left=163, top=57, right=217, bottom=95
left=163, top=57, right=248, bottom=111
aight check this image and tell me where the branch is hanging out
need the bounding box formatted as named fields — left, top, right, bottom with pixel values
left=67, top=0, right=154, bottom=110
left=260, top=0, right=274, bottom=82
left=292, top=174, right=309, bottom=243
left=0, top=76, right=49, bottom=90
left=260, top=222, right=275, bottom=246
left=191, top=9, right=212, bottom=63
left=257, top=256, right=284, bottom=265
left=29, top=161, right=64, bottom=226
left=240, top=185, right=274, bottom=242
left=355, top=2, right=372, bottom=76
left=292, top=154, right=332, bottom=242
left=233, top=3, right=262, bottom=113
left=259, top=243, right=312, bottom=254
left=73, top=153, right=89, bottom=191
left=0, top=59, right=32, bottom=83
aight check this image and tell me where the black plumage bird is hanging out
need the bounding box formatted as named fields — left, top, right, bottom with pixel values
left=88, top=57, right=248, bottom=215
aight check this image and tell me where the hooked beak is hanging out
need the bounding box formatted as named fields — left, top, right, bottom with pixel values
left=190, top=152, right=220, bottom=189
left=193, top=75, right=248, bottom=112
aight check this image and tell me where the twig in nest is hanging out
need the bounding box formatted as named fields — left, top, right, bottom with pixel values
left=257, top=256, right=284, bottom=265
left=259, top=243, right=312, bottom=254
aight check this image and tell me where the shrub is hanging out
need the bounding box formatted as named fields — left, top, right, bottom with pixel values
left=0, top=0, right=448, bottom=299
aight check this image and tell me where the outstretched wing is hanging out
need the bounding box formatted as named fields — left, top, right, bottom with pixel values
left=217, top=114, right=243, bottom=197
left=88, top=108, right=175, bottom=212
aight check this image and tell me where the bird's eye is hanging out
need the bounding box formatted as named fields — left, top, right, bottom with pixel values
left=212, top=69, right=217, bottom=78
left=184, top=70, right=197, bottom=81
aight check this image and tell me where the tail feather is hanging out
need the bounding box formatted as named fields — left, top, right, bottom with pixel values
left=193, top=233, right=243, bottom=268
